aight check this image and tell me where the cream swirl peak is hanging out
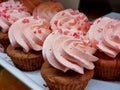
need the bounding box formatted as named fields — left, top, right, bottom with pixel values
left=0, top=0, right=30, bottom=33
left=50, top=9, right=91, bottom=35
left=8, top=16, right=52, bottom=52
left=42, top=31, right=98, bottom=74
left=88, top=17, right=120, bottom=58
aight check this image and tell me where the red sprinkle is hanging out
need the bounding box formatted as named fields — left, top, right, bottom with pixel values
left=63, top=31, right=69, bottom=35
left=59, top=23, right=62, bottom=26
left=54, top=20, right=58, bottom=25
left=77, top=27, right=81, bottom=30
left=96, top=19, right=101, bottom=24
left=0, top=4, right=2, bottom=7
left=73, top=32, right=80, bottom=38
left=2, top=14, right=10, bottom=20
left=70, top=11, right=76, bottom=15
left=22, top=19, right=30, bottom=23
left=62, top=12, right=65, bottom=16
left=34, top=31, right=36, bottom=34
left=58, top=29, right=62, bottom=33
left=38, top=29, right=41, bottom=33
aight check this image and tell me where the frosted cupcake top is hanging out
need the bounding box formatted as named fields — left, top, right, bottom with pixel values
left=42, top=31, right=98, bottom=74
left=50, top=9, right=91, bottom=35
left=33, top=1, right=64, bottom=22
left=0, top=0, right=30, bottom=33
left=87, top=17, right=120, bottom=58
left=9, top=16, right=52, bottom=52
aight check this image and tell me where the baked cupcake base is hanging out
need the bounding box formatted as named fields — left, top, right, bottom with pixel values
left=6, top=45, right=44, bottom=71
left=41, top=61, right=94, bottom=90
left=0, top=31, right=10, bottom=51
left=94, top=51, right=120, bottom=81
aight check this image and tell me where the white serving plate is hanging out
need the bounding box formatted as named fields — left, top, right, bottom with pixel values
left=0, top=12, right=120, bottom=90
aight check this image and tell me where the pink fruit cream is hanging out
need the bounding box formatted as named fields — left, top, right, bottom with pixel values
left=8, top=16, right=52, bottom=52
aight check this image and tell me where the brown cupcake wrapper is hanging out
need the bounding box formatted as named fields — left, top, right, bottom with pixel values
left=11, top=56, right=44, bottom=71
left=45, top=80, right=89, bottom=90
left=7, top=45, right=44, bottom=71
left=41, top=61, right=94, bottom=90
left=94, top=51, right=120, bottom=81
left=94, top=60, right=120, bottom=81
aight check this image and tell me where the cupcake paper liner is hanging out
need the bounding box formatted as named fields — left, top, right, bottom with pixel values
left=41, top=61, right=94, bottom=90
left=6, top=45, right=44, bottom=71
left=94, top=51, right=120, bottom=81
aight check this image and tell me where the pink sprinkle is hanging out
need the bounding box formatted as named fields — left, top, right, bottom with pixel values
left=22, top=19, right=30, bottom=23
left=77, top=16, right=82, bottom=20
left=2, top=9, right=7, bottom=13
left=97, top=28, right=103, bottom=32
left=49, top=26, right=52, bottom=30
left=54, top=20, right=58, bottom=25
left=73, top=32, right=80, bottom=38
left=34, top=31, right=36, bottom=34
left=62, top=12, right=65, bottom=16
left=17, top=5, right=20, bottom=7
left=5, top=6, right=9, bottom=9
left=70, top=11, right=76, bottom=15
left=95, top=40, right=99, bottom=44
left=81, top=15, right=85, bottom=19
left=59, top=23, right=62, bottom=26
left=109, top=24, right=115, bottom=29
left=10, top=5, right=12, bottom=8
left=63, top=31, right=69, bottom=35
left=41, top=15, right=45, bottom=19
left=96, top=19, right=100, bottom=24
left=38, top=29, right=41, bottom=33
left=84, top=26, right=88, bottom=30
left=58, top=29, right=62, bottom=33
left=2, top=14, right=10, bottom=20
left=19, top=8, right=26, bottom=11
left=77, top=27, right=81, bottom=30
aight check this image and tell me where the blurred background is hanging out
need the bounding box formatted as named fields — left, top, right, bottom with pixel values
left=79, top=0, right=120, bottom=20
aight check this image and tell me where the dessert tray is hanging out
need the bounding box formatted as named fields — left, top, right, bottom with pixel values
left=0, top=12, right=120, bottom=90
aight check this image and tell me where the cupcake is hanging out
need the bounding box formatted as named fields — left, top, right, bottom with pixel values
left=50, top=9, right=91, bottom=34
left=87, top=17, right=120, bottom=81
left=41, top=30, right=98, bottom=90
left=33, top=0, right=64, bottom=22
left=0, top=0, right=30, bottom=50
left=6, top=16, right=52, bottom=71
left=16, top=0, right=42, bottom=13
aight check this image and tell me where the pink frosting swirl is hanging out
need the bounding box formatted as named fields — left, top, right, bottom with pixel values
left=42, top=31, right=98, bottom=74
left=50, top=9, right=91, bottom=35
left=33, top=1, right=64, bottom=22
left=0, top=0, right=30, bottom=33
left=8, top=16, right=52, bottom=52
left=88, top=17, right=120, bottom=58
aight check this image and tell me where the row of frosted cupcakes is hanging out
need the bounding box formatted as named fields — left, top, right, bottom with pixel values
left=0, top=0, right=120, bottom=90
